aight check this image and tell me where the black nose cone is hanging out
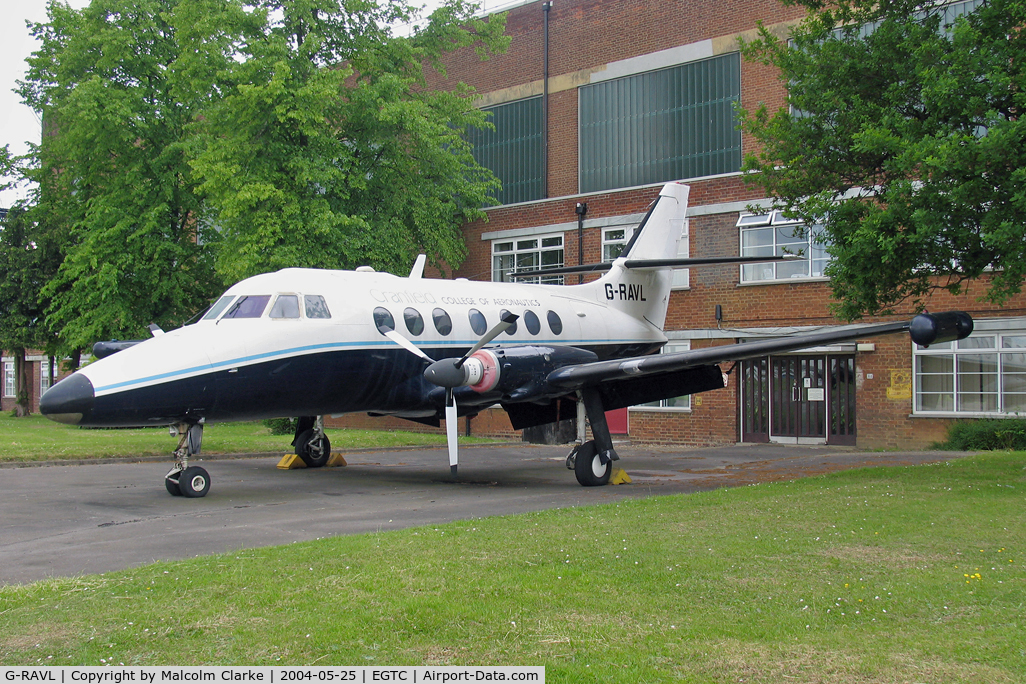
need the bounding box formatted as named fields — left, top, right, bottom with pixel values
left=40, top=373, right=94, bottom=425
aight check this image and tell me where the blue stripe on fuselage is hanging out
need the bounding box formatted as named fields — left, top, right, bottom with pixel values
left=91, top=338, right=658, bottom=395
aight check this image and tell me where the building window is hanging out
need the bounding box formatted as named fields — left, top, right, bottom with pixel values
left=914, top=331, right=1026, bottom=414
left=632, top=341, right=692, bottom=410
left=602, top=227, right=634, bottom=262
left=738, top=211, right=830, bottom=282
left=40, top=359, right=52, bottom=395
left=492, top=235, right=564, bottom=284
left=579, top=53, right=742, bottom=193
left=3, top=362, right=14, bottom=398
left=468, top=96, right=544, bottom=206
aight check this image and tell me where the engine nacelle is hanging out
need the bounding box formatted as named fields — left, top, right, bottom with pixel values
left=461, top=345, right=598, bottom=401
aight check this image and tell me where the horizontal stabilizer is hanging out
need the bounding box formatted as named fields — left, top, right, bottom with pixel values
left=509, top=255, right=797, bottom=279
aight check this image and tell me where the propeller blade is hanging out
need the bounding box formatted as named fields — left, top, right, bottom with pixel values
left=456, top=311, right=519, bottom=368
left=445, top=390, right=458, bottom=477
left=383, top=330, right=435, bottom=362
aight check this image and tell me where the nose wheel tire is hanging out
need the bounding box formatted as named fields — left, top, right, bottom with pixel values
left=178, top=466, right=211, bottom=498
left=296, top=429, right=331, bottom=468
left=573, top=440, right=612, bottom=487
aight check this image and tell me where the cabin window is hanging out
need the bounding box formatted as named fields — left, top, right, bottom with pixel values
left=500, top=309, right=518, bottom=335
left=469, top=309, right=487, bottom=336
left=523, top=310, right=541, bottom=335
left=202, top=295, right=235, bottom=320
left=432, top=309, right=453, bottom=336
left=222, top=295, right=271, bottom=319
left=404, top=308, right=425, bottom=336
left=304, top=295, right=331, bottom=319
left=373, top=307, right=395, bottom=333
left=547, top=311, right=563, bottom=335
left=269, top=295, right=300, bottom=319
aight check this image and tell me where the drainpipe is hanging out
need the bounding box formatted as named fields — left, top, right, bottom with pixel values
left=542, top=1, right=551, bottom=199
left=576, top=201, right=587, bottom=283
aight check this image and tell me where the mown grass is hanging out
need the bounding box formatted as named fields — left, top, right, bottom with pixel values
left=2, top=452, right=1024, bottom=681
left=0, top=413, right=496, bottom=462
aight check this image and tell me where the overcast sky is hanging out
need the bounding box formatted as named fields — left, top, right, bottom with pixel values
left=1, top=0, right=90, bottom=208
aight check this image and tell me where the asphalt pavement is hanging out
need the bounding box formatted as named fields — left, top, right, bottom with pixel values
left=0, top=442, right=964, bottom=585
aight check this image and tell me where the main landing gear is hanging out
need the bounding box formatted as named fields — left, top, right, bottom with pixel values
left=165, top=422, right=210, bottom=497
left=565, top=389, right=618, bottom=487
left=293, top=416, right=331, bottom=467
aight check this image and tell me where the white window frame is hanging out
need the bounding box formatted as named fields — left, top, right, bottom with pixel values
left=738, top=211, right=830, bottom=283
left=602, top=226, right=634, bottom=262
left=492, top=233, right=564, bottom=284
left=630, top=340, right=693, bottom=411
left=913, top=330, right=1026, bottom=416
left=671, top=219, right=690, bottom=290
left=40, top=358, right=52, bottom=395
left=3, top=361, right=15, bottom=398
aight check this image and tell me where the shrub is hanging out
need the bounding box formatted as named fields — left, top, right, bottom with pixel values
left=939, top=418, right=1026, bottom=451
left=263, top=417, right=298, bottom=436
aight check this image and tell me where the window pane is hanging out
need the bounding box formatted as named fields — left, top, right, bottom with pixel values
left=580, top=53, right=741, bottom=193
left=959, top=336, right=996, bottom=349
left=373, top=307, right=395, bottom=333
left=269, top=295, right=300, bottom=319
left=432, top=308, right=452, bottom=336
left=404, top=308, right=425, bottom=336
left=468, top=97, right=544, bottom=205
left=202, top=295, right=235, bottom=320
left=500, top=309, right=518, bottom=335
left=547, top=311, right=563, bottom=335
left=523, top=310, right=541, bottom=335
left=469, top=309, right=487, bottom=336
left=1002, top=335, right=1026, bottom=349
left=957, top=353, right=999, bottom=411
left=222, top=295, right=271, bottom=319
left=304, top=295, right=331, bottom=319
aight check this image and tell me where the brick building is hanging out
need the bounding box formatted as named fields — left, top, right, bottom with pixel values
left=342, top=0, right=1025, bottom=448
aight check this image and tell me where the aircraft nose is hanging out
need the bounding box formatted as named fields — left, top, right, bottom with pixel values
left=39, top=373, right=95, bottom=425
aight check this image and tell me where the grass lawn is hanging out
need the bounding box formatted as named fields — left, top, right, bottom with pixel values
left=1, top=451, right=1023, bottom=681
left=0, top=413, right=497, bottom=462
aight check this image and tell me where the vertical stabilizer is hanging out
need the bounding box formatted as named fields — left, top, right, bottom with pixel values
left=587, top=182, right=689, bottom=331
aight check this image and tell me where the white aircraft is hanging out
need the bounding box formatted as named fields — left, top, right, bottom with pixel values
left=39, top=183, right=973, bottom=497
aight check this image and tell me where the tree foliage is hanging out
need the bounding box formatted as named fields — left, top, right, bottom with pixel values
left=739, top=0, right=1026, bottom=319
left=16, top=0, right=507, bottom=353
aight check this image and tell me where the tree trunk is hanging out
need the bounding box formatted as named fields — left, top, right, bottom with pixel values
left=13, top=348, right=30, bottom=417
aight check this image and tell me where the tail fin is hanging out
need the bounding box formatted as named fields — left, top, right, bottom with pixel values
left=589, top=182, right=689, bottom=330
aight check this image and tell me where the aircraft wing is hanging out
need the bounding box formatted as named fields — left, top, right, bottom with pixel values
left=542, top=312, right=972, bottom=409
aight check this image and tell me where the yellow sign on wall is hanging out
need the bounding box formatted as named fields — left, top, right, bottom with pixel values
left=886, top=370, right=912, bottom=400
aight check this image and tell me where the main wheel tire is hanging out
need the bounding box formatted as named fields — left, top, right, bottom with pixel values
left=295, top=429, right=331, bottom=468
left=178, top=466, right=211, bottom=498
left=165, top=473, right=183, bottom=496
left=573, top=440, right=611, bottom=487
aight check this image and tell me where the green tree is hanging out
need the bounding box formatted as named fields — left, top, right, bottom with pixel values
left=187, top=0, right=508, bottom=281
left=0, top=204, right=55, bottom=415
left=19, top=0, right=220, bottom=352
left=18, top=0, right=507, bottom=354
left=739, top=0, right=1026, bottom=319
